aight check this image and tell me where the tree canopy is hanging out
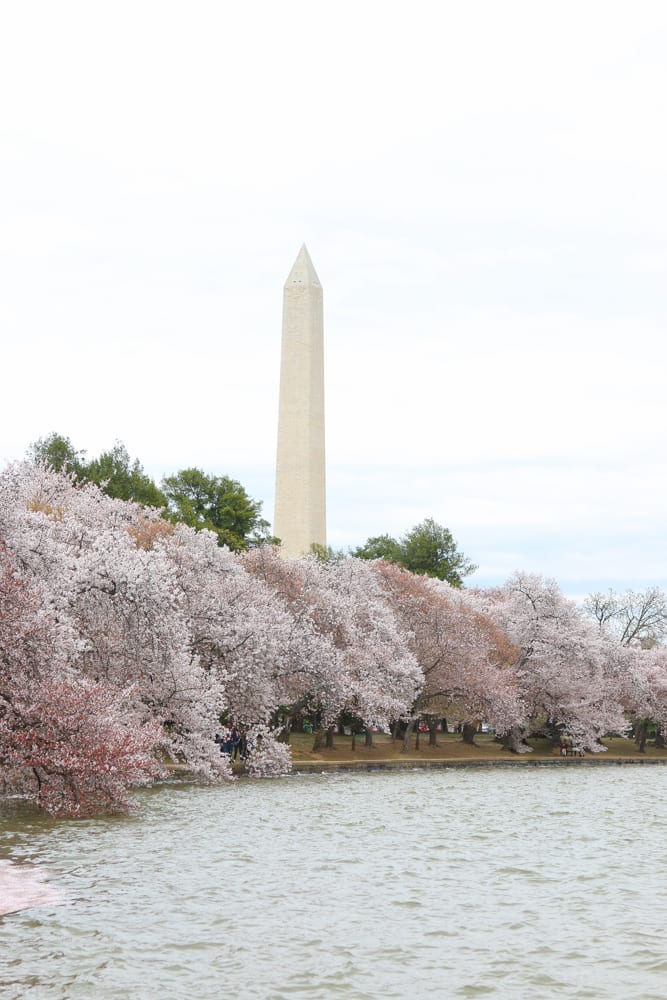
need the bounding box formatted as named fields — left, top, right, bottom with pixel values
left=161, top=467, right=272, bottom=551
left=352, top=533, right=403, bottom=564
left=584, top=587, right=667, bottom=647
left=3, top=461, right=667, bottom=817
left=353, top=518, right=477, bottom=587
left=28, top=432, right=166, bottom=507
left=86, top=442, right=167, bottom=507
left=28, top=432, right=86, bottom=478
left=27, top=434, right=271, bottom=550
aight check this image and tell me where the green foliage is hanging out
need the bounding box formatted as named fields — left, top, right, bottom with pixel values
left=401, top=518, right=477, bottom=586
left=353, top=517, right=477, bottom=587
left=28, top=434, right=166, bottom=508
left=28, top=432, right=86, bottom=478
left=352, top=534, right=403, bottom=564
left=28, top=434, right=271, bottom=551
left=309, top=542, right=346, bottom=562
left=85, top=442, right=167, bottom=508
left=161, top=467, right=271, bottom=551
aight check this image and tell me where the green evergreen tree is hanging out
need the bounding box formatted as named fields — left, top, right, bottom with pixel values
left=28, top=434, right=166, bottom=508
left=85, top=442, right=167, bottom=507
left=353, top=518, right=476, bottom=587
left=352, top=534, right=403, bottom=564
left=27, top=435, right=271, bottom=550
left=28, top=432, right=86, bottom=478
left=161, top=467, right=271, bottom=551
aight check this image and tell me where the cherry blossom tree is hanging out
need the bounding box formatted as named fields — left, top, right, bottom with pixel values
left=0, top=537, right=163, bottom=816
left=584, top=587, right=667, bottom=751
left=627, top=646, right=667, bottom=750
left=164, top=525, right=330, bottom=743
left=0, top=463, right=230, bottom=783
left=0, top=462, right=342, bottom=784
left=477, top=572, right=628, bottom=752
left=244, top=725, right=293, bottom=777
left=244, top=548, right=421, bottom=745
left=5, top=456, right=660, bottom=819
left=242, top=545, right=347, bottom=731
left=372, top=561, right=522, bottom=749
left=1, top=677, right=165, bottom=817
left=591, top=636, right=667, bottom=753
left=312, top=556, right=422, bottom=739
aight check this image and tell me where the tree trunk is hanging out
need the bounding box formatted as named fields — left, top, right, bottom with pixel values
left=351, top=731, right=356, bottom=752
left=415, top=726, right=421, bottom=750
left=655, top=726, right=666, bottom=749
left=441, top=717, right=448, bottom=734
left=312, top=729, right=323, bottom=752
left=365, top=728, right=373, bottom=748
left=402, top=719, right=416, bottom=753
left=325, top=727, right=335, bottom=750
left=501, top=725, right=533, bottom=754
left=391, top=719, right=401, bottom=741
left=461, top=722, right=477, bottom=746
left=427, top=715, right=438, bottom=746
left=545, top=720, right=564, bottom=748
left=636, top=719, right=648, bottom=754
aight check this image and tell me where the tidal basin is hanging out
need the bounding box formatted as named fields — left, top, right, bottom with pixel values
left=2, top=767, right=667, bottom=999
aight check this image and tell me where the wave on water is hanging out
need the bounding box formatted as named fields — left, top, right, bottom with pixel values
left=0, top=860, right=61, bottom=916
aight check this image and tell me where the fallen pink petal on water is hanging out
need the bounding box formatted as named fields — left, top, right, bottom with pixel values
left=0, top=860, right=62, bottom=916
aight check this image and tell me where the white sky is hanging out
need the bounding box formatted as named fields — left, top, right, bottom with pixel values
left=1, top=0, right=666, bottom=599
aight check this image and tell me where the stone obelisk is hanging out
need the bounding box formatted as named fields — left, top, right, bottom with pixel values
left=274, top=244, right=326, bottom=558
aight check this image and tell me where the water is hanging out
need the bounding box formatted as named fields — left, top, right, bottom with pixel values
left=2, top=766, right=667, bottom=999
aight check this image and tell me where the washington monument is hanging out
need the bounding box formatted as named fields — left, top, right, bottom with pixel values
left=274, top=244, right=326, bottom=558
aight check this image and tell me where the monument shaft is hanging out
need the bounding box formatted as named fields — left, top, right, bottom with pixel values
left=274, top=245, right=326, bottom=557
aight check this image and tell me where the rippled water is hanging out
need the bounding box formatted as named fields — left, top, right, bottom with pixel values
left=2, top=766, right=667, bottom=999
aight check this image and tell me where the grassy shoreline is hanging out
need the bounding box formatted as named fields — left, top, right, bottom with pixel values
left=291, top=731, right=667, bottom=763
left=226, top=731, right=667, bottom=775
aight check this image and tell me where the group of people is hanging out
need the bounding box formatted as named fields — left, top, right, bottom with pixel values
left=559, top=740, right=585, bottom=757
left=214, top=726, right=250, bottom=761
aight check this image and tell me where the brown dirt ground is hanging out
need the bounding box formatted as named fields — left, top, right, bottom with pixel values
left=272, top=731, right=667, bottom=771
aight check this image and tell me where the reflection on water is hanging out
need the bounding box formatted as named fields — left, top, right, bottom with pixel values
left=2, top=768, right=667, bottom=999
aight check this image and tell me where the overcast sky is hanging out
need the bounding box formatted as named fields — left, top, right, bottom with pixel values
left=1, top=1, right=666, bottom=600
